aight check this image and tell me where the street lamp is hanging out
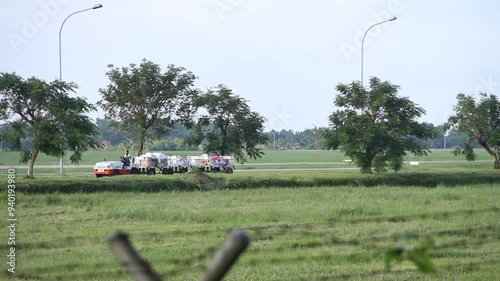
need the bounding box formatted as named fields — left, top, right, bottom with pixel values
left=361, top=16, right=397, bottom=87
left=58, top=4, right=103, bottom=174
left=270, top=132, right=276, bottom=150
left=444, top=132, right=449, bottom=149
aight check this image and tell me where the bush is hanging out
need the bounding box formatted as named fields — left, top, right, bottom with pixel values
left=6, top=170, right=499, bottom=194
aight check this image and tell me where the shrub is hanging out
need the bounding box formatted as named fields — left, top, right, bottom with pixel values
left=6, top=170, right=499, bottom=194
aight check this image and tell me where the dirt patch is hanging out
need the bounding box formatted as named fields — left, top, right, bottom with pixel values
left=182, top=169, right=223, bottom=191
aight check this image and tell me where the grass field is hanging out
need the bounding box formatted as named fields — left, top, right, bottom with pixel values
left=0, top=149, right=495, bottom=166
left=0, top=149, right=496, bottom=178
left=0, top=161, right=492, bottom=178
left=2, top=183, right=499, bottom=280
left=1, top=149, right=498, bottom=280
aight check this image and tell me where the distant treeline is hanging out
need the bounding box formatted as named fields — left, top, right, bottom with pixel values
left=94, top=120, right=473, bottom=151
left=0, top=119, right=473, bottom=152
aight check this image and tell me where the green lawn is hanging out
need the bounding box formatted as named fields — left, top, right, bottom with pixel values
left=1, top=149, right=498, bottom=279
left=0, top=149, right=494, bottom=166
left=0, top=150, right=493, bottom=177
left=2, top=184, right=499, bottom=280
left=3, top=149, right=347, bottom=166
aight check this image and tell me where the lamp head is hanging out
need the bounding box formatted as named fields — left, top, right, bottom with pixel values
left=92, top=4, right=103, bottom=9
left=388, top=16, right=397, bottom=21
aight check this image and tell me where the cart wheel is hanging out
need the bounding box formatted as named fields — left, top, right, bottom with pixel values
left=162, top=168, right=173, bottom=175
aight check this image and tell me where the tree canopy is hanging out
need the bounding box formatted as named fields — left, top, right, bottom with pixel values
left=322, top=77, right=436, bottom=173
left=187, top=84, right=268, bottom=163
left=0, top=72, right=101, bottom=178
left=446, top=93, right=500, bottom=169
left=97, top=59, right=199, bottom=156
left=94, top=118, right=127, bottom=146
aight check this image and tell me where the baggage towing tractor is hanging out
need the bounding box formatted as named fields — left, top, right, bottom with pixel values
left=93, top=159, right=140, bottom=177
left=130, top=152, right=189, bottom=175
left=187, top=154, right=235, bottom=173
left=93, top=152, right=189, bottom=177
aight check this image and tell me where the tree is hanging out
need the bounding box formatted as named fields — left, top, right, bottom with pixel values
left=322, top=77, right=436, bottom=173
left=97, top=59, right=199, bottom=156
left=297, top=125, right=326, bottom=150
left=445, top=128, right=476, bottom=148
left=423, top=124, right=470, bottom=149
left=0, top=122, right=24, bottom=151
left=0, top=72, right=102, bottom=178
left=445, top=93, right=500, bottom=169
left=187, top=84, right=269, bottom=162
left=95, top=117, right=126, bottom=145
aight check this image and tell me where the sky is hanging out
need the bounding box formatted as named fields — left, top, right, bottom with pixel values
left=1, top=0, right=500, bottom=131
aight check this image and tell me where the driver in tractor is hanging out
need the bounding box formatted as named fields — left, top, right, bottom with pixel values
left=121, top=149, right=132, bottom=168
left=212, top=154, right=228, bottom=166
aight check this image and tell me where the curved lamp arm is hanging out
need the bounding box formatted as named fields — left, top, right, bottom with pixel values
left=59, top=4, right=103, bottom=80
left=361, top=16, right=397, bottom=87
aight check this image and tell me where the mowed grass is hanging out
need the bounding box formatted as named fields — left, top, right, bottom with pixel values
left=0, top=161, right=492, bottom=179
left=0, top=149, right=496, bottom=179
left=1, top=148, right=498, bottom=280
left=0, top=149, right=495, bottom=166
left=2, top=184, right=499, bottom=280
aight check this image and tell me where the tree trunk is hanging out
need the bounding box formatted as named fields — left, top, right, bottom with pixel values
left=220, top=126, right=227, bottom=156
left=360, top=166, right=373, bottom=174
left=359, top=153, right=374, bottom=174
left=138, top=129, right=146, bottom=156
left=220, top=136, right=226, bottom=156
left=476, top=134, right=498, bottom=167
left=27, top=149, right=39, bottom=179
left=476, top=133, right=500, bottom=169
left=359, top=159, right=374, bottom=174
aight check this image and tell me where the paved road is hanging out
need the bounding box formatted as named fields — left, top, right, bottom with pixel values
left=10, top=167, right=363, bottom=176
left=5, top=168, right=362, bottom=177
left=234, top=167, right=360, bottom=172
left=235, top=160, right=492, bottom=165
left=0, top=164, right=95, bottom=169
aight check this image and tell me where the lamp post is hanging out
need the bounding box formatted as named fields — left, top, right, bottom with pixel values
left=269, top=131, right=276, bottom=150
left=444, top=132, right=449, bottom=149
left=58, top=4, right=103, bottom=174
left=361, top=16, right=397, bottom=87
left=270, top=132, right=276, bottom=150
